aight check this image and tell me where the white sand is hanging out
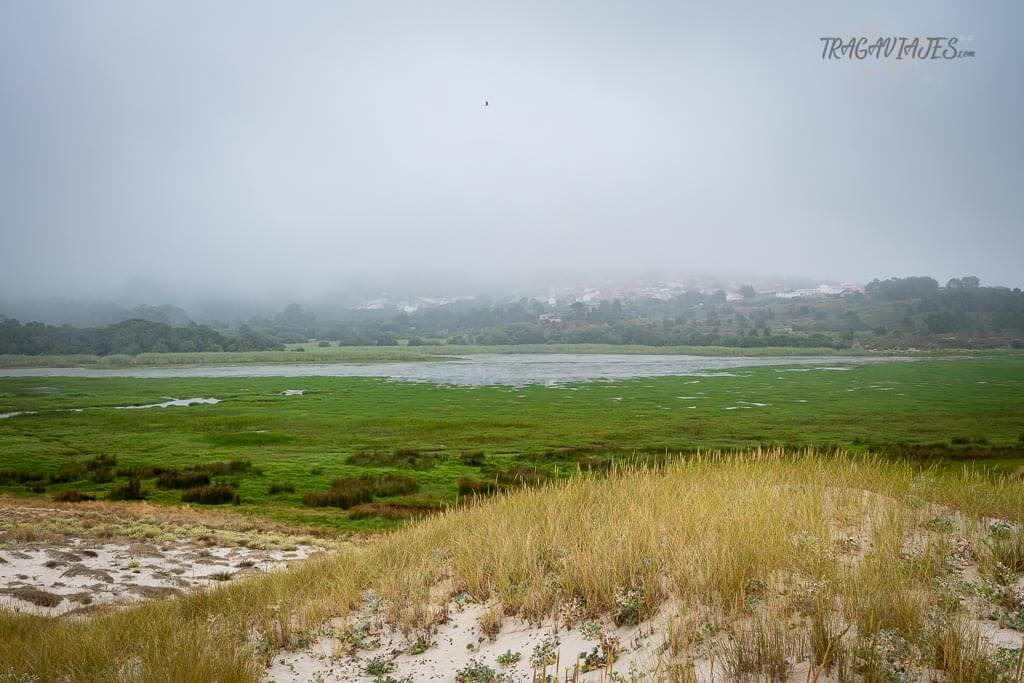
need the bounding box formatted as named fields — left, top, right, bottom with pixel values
left=267, top=601, right=674, bottom=682
left=1, top=538, right=315, bottom=615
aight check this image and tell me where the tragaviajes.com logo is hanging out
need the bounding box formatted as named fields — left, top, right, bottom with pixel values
left=820, top=36, right=975, bottom=60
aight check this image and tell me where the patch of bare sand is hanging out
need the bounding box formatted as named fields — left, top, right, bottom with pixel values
left=0, top=498, right=339, bottom=616
left=0, top=536, right=319, bottom=615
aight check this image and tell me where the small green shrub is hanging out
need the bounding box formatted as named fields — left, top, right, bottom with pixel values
left=530, top=633, right=560, bottom=668
left=455, top=659, right=503, bottom=682
left=362, top=656, right=395, bottom=676
left=267, top=481, right=296, bottom=495
left=495, top=650, right=521, bottom=666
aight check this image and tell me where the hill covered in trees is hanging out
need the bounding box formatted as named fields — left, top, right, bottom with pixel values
left=230, top=276, right=1024, bottom=351
left=0, top=319, right=278, bottom=356
left=3, top=276, right=1023, bottom=355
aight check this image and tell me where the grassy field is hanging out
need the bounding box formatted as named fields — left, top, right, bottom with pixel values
left=3, top=451, right=1024, bottom=681
left=0, top=342, right=894, bottom=368
left=1, top=355, right=1023, bottom=531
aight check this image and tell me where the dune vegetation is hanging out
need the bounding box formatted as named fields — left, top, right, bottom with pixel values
left=3, top=450, right=1024, bottom=681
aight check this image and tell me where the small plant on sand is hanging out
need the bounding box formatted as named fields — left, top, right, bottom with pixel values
left=530, top=633, right=560, bottom=668
left=579, top=633, right=620, bottom=672
left=455, top=659, right=505, bottom=683
left=613, top=582, right=647, bottom=626
left=478, top=603, right=502, bottom=640
left=852, top=630, right=920, bottom=682
left=495, top=650, right=521, bottom=667
left=579, top=620, right=603, bottom=640
left=362, top=656, right=395, bottom=677
left=338, top=620, right=378, bottom=654
left=408, top=636, right=431, bottom=655
left=560, top=595, right=586, bottom=629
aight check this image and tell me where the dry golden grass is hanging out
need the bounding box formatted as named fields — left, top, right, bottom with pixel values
left=3, top=449, right=1024, bottom=681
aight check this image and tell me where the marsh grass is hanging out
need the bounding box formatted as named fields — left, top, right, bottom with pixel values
left=2, top=357, right=1023, bottom=532
left=3, top=449, right=1024, bottom=681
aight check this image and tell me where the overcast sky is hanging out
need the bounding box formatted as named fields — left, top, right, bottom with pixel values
left=1, top=1, right=1021, bottom=301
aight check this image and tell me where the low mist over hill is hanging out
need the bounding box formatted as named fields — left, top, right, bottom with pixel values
left=4, top=275, right=1023, bottom=354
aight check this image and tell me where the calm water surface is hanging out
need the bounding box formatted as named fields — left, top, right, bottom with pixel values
left=0, top=353, right=911, bottom=386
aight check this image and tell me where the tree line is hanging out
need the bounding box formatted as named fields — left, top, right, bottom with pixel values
left=0, top=318, right=278, bottom=356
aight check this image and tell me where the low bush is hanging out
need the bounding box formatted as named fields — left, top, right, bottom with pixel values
left=348, top=449, right=435, bottom=469
left=303, top=479, right=374, bottom=509
left=88, top=468, right=115, bottom=484
left=302, top=473, right=420, bottom=508
left=0, top=468, right=40, bottom=485
left=347, top=502, right=438, bottom=521
left=458, top=465, right=551, bottom=497
left=195, top=459, right=253, bottom=476
left=107, top=478, right=146, bottom=501
left=267, top=481, right=296, bottom=495
left=52, top=489, right=95, bottom=503
left=366, top=473, right=419, bottom=497
left=114, top=464, right=169, bottom=479
left=457, top=478, right=497, bottom=496
left=460, top=451, right=486, bottom=467
left=50, top=455, right=118, bottom=484
left=181, top=484, right=240, bottom=505
left=156, top=470, right=211, bottom=489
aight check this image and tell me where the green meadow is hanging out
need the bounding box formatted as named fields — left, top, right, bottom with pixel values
left=1, top=354, right=1022, bottom=530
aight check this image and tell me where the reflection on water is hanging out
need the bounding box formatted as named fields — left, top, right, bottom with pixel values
left=114, top=397, right=221, bottom=410
left=0, top=353, right=910, bottom=386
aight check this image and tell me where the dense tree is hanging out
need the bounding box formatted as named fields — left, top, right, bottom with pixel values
left=866, top=276, right=940, bottom=301
left=0, top=319, right=277, bottom=356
